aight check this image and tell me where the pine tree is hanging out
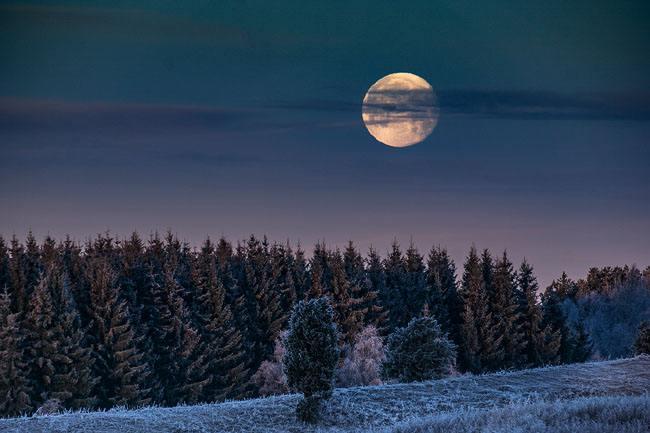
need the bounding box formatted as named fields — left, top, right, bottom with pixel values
left=0, top=288, right=33, bottom=416
left=518, top=260, right=546, bottom=367
left=86, top=259, right=152, bottom=408
left=492, top=251, right=526, bottom=369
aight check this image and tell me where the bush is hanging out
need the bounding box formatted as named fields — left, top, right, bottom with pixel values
left=383, top=317, right=456, bottom=383
left=252, top=333, right=289, bottom=396
left=283, top=297, right=339, bottom=422
left=337, top=325, right=385, bottom=387
left=634, top=321, right=650, bottom=355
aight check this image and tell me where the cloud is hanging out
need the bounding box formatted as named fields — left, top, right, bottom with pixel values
left=270, top=91, right=650, bottom=121
left=0, top=98, right=252, bottom=134
left=439, top=90, right=650, bottom=121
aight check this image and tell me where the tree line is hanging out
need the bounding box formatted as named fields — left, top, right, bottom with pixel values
left=0, top=232, right=648, bottom=417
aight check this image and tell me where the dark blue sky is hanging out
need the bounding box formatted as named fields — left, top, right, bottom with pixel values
left=1, top=1, right=649, bottom=285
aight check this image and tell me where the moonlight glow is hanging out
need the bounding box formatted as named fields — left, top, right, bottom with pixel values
left=362, top=72, right=438, bottom=148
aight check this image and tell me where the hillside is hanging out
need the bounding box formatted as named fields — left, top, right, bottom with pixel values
left=1, top=356, right=648, bottom=433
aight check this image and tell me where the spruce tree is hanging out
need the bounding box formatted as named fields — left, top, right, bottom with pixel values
left=518, top=260, right=546, bottom=367
left=242, top=236, right=285, bottom=368
left=162, top=266, right=210, bottom=405
left=540, top=280, right=570, bottom=365
left=343, top=241, right=386, bottom=329
left=283, top=297, right=339, bottom=422
left=191, top=240, right=247, bottom=401
left=8, top=236, right=27, bottom=314
left=550, top=272, right=578, bottom=300
left=216, top=237, right=248, bottom=322
left=383, top=317, right=456, bottom=382
left=0, top=237, right=11, bottom=294
left=54, top=271, right=98, bottom=410
left=86, top=259, right=152, bottom=408
left=307, top=242, right=329, bottom=299
left=367, top=246, right=389, bottom=333
left=383, top=241, right=408, bottom=330
left=0, top=288, right=33, bottom=416
left=459, top=247, right=499, bottom=373
left=326, top=249, right=364, bottom=346
left=225, top=240, right=254, bottom=364
left=60, top=237, right=87, bottom=324
left=119, top=232, right=148, bottom=329
left=492, top=251, right=526, bottom=368
left=425, top=246, right=461, bottom=345
left=404, top=242, right=427, bottom=321
left=476, top=249, right=504, bottom=371
left=145, top=264, right=176, bottom=404
left=292, top=244, right=310, bottom=301
left=269, top=242, right=297, bottom=321
left=24, top=272, right=60, bottom=406
left=24, top=232, right=43, bottom=305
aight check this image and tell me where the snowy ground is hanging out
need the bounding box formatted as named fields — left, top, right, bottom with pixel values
left=1, top=356, right=648, bottom=433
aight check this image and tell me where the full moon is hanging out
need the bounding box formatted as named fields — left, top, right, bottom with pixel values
left=362, top=72, right=438, bottom=148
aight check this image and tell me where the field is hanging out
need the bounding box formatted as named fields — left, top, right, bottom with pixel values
left=1, top=356, right=648, bottom=433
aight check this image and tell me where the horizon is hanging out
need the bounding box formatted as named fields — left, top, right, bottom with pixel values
left=1, top=1, right=649, bottom=292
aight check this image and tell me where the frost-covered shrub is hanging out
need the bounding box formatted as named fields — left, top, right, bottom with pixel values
left=634, top=322, right=650, bottom=355
left=34, top=398, right=63, bottom=416
left=383, top=317, right=456, bottom=383
left=252, top=333, right=289, bottom=396
left=337, top=325, right=385, bottom=387
left=283, top=297, right=339, bottom=422
left=579, top=282, right=650, bottom=358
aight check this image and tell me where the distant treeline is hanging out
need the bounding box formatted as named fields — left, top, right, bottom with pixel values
left=0, top=232, right=648, bottom=417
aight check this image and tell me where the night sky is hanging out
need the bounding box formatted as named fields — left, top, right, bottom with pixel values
left=1, top=1, right=649, bottom=286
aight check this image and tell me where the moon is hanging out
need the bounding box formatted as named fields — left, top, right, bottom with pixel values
left=362, top=72, right=438, bottom=148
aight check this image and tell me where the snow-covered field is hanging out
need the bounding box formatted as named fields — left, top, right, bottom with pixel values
left=1, top=356, right=648, bottom=433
